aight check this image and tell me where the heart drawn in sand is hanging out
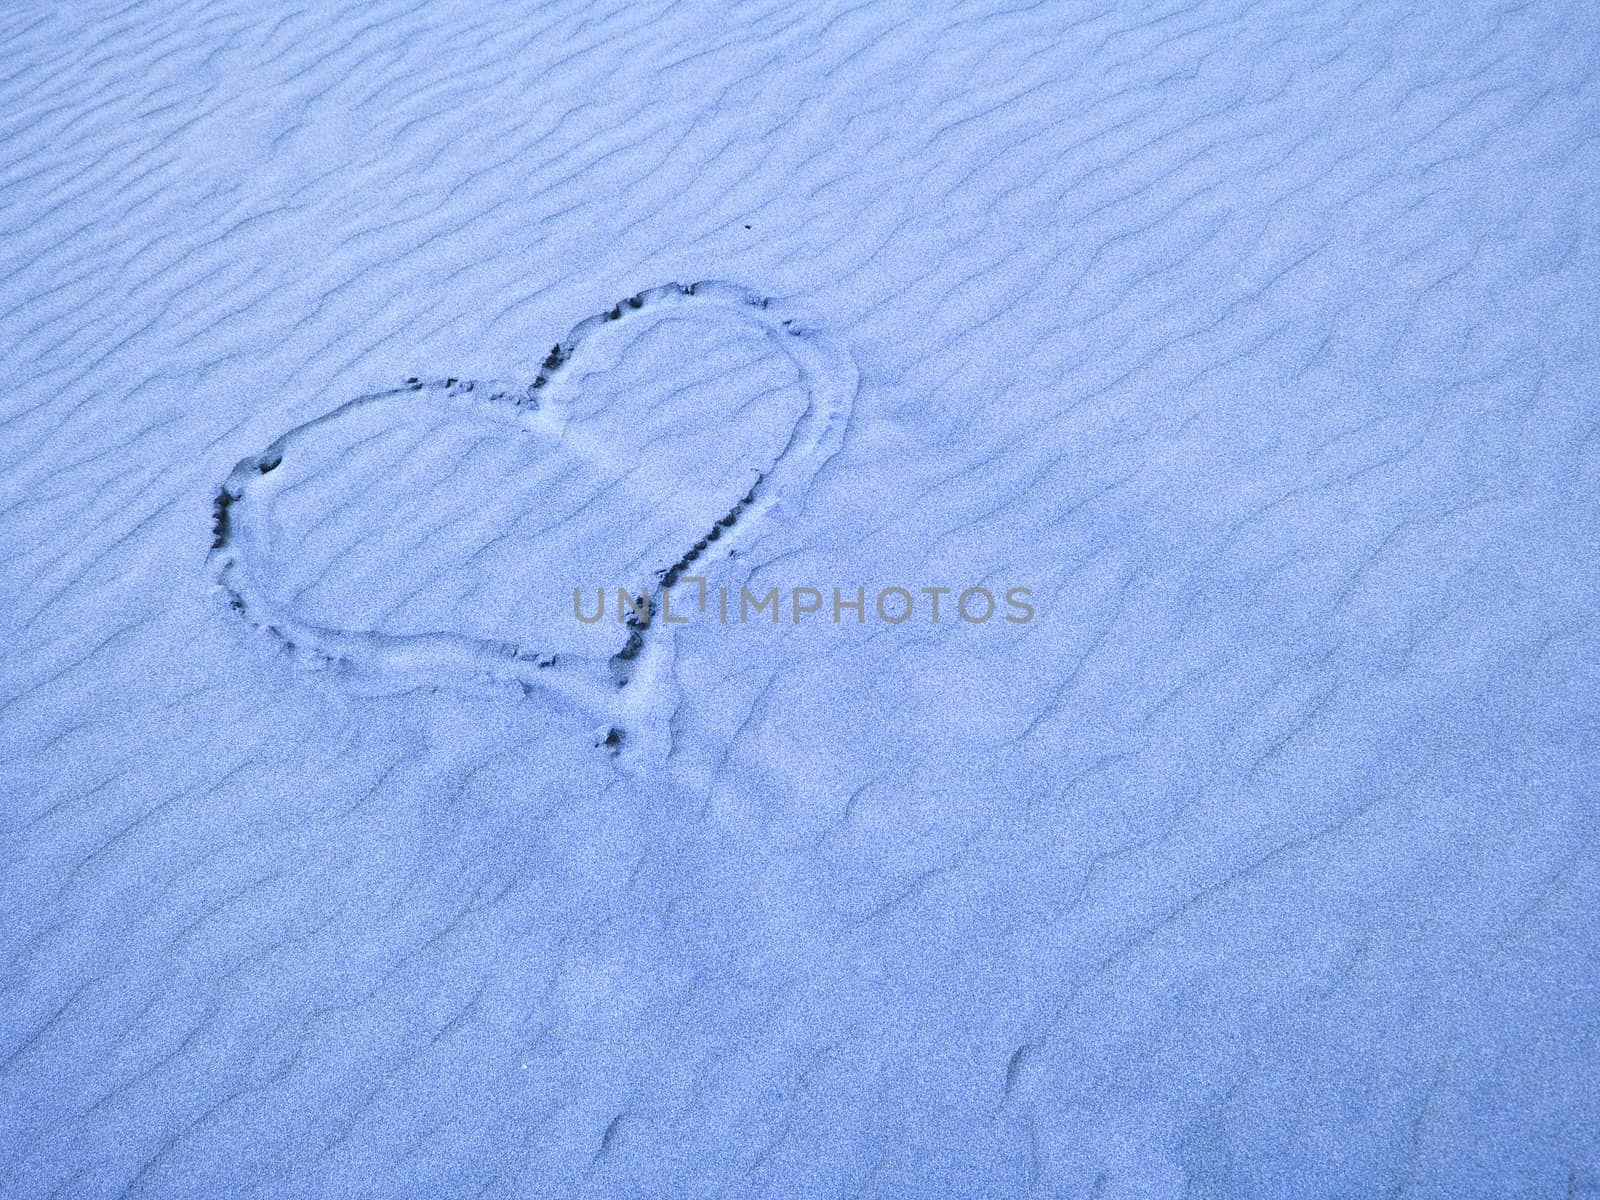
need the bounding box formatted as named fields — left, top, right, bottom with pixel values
left=208, top=281, right=856, bottom=747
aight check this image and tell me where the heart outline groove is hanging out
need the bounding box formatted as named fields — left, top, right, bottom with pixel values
left=208, top=280, right=857, bottom=749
